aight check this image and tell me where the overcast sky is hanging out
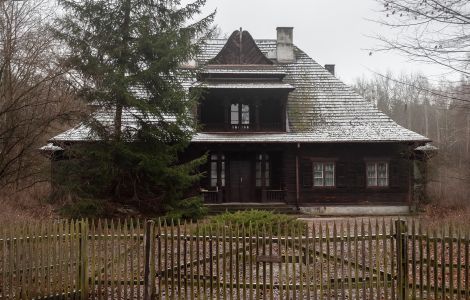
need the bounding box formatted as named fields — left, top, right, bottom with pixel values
left=194, top=0, right=452, bottom=84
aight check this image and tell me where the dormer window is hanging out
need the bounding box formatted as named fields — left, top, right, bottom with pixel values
left=230, top=103, right=250, bottom=130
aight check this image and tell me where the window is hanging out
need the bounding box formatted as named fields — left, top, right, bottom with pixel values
left=366, top=162, right=388, bottom=187
left=210, top=154, right=225, bottom=187
left=313, top=162, right=335, bottom=187
left=230, top=104, right=239, bottom=125
left=256, top=154, right=270, bottom=187
left=230, top=103, right=250, bottom=129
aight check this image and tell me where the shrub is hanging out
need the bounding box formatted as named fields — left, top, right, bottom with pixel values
left=60, top=197, right=105, bottom=219
left=196, top=210, right=306, bottom=236
left=164, top=196, right=208, bottom=221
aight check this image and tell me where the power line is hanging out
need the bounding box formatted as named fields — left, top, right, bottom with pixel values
left=363, top=67, right=470, bottom=105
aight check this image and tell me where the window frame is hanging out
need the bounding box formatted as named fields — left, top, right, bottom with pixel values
left=230, top=102, right=250, bottom=130
left=312, top=161, right=336, bottom=188
left=365, top=160, right=389, bottom=188
left=255, top=153, right=270, bottom=188
left=209, top=153, right=225, bottom=188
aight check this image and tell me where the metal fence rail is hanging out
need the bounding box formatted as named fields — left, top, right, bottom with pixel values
left=0, top=218, right=469, bottom=299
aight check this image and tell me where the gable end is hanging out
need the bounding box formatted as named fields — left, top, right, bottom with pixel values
left=208, top=30, right=273, bottom=65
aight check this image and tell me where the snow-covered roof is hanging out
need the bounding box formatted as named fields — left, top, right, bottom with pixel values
left=194, top=81, right=294, bottom=90
left=49, top=37, right=429, bottom=144
left=51, top=107, right=177, bottom=142
left=414, top=143, right=438, bottom=152
left=39, top=143, right=64, bottom=151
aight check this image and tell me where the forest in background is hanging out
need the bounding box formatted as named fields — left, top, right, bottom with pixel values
left=354, top=73, right=470, bottom=209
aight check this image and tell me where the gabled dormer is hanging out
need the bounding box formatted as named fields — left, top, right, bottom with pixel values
left=195, top=29, right=294, bottom=132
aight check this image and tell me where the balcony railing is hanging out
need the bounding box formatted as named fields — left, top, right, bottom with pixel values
left=230, top=124, right=251, bottom=130
left=201, top=190, right=221, bottom=203
left=201, top=122, right=283, bottom=132
left=265, top=189, right=285, bottom=202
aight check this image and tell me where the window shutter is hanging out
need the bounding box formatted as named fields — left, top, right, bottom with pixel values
left=336, top=162, right=347, bottom=188
left=356, top=162, right=366, bottom=187
left=389, top=160, right=400, bottom=187
left=301, top=159, right=312, bottom=188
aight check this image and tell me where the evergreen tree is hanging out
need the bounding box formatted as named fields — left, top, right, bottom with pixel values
left=54, top=0, right=214, bottom=216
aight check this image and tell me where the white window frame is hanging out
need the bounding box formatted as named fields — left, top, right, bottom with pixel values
left=230, top=103, right=250, bottom=129
left=366, top=161, right=389, bottom=187
left=313, top=162, right=335, bottom=187
left=210, top=154, right=225, bottom=187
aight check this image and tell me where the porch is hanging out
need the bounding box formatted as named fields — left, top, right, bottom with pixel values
left=201, top=189, right=287, bottom=203
left=200, top=150, right=286, bottom=203
left=204, top=201, right=297, bottom=215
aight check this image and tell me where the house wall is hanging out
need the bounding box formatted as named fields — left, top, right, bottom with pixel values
left=186, top=142, right=414, bottom=205
left=291, top=143, right=412, bottom=205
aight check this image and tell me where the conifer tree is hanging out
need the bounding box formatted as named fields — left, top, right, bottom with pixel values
left=54, top=0, right=214, bottom=215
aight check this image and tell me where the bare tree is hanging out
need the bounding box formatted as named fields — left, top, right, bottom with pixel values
left=354, top=72, right=470, bottom=206
left=0, top=0, right=79, bottom=189
left=373, top=0, right=470, bottom=77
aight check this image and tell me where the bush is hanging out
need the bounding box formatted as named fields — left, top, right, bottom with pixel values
left=60, top=197, right=105, bottom=219
left=164, top=196, right=208, bottom=221
left=196, top=210, right=306, bottom=236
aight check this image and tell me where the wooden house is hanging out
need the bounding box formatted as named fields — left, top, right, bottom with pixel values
left=47, top=28, right=433, bottom=214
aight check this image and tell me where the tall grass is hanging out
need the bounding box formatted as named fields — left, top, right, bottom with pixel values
left=0, top=182, right=55, bottom=225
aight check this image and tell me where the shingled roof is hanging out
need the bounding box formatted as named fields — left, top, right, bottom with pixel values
left=50, top=35, right=429, bottom=144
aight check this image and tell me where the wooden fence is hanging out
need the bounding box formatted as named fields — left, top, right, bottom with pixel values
left=0, top=218, right=469, bottom=299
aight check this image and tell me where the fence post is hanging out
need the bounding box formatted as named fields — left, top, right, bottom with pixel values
left=79, top=219, right=89, bottom=300
left=395, top=219, right=408, bottom=300
left=144, top=220, right=156, bottom=300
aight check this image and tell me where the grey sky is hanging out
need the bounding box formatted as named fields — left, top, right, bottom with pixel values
left=195, top=0, right=451, bottom=84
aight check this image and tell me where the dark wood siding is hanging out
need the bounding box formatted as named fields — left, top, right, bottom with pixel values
left=297, top=143, right=412, bottom=205
left=184, top=142, right=413, bottom=205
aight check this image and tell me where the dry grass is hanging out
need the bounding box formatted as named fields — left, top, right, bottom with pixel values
left=0, top=183, right=57, bottom=225
left=419, top=204, right=470, bottom=231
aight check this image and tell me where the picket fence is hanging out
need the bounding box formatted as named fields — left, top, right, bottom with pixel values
left=0, top=218, right=469, bottom=299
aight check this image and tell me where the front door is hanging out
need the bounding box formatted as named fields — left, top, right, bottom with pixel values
left=229, top=160, right=251, bottom=202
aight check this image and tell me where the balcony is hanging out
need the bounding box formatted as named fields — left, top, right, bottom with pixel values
left=201, top=122, right=283, bottom=132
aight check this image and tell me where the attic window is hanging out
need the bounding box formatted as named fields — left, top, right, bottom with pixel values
left=230, top=103, right=250, bottom=130
left=366, top=162, right=388, bottom=187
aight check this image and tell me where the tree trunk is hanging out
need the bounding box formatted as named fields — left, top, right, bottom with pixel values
left=114, top=0, right=131, bottom=142
left=466, top=114, right=470, bottom=158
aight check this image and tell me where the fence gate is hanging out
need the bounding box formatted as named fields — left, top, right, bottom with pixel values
left=0, top=218, right=469, bottom=299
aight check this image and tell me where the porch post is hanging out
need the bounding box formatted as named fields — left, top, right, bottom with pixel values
left=295, top=143, right=300, bottom=209
left=281, top=97, right=287, bottom=131
left=223, top=97, right=229, bottom=131
left=255, top=98, right=260, bottom=131
left=217, top=151, right=223, bottom=203
left=261, top=153, right=267, bottom=202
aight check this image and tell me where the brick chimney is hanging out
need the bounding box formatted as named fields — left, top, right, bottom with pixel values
left=276, top=27, right=294, bottom=63
left=325, top=64, right=335, bottom=76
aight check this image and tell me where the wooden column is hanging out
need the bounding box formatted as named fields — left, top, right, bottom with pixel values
left=295, top=143, right=300, bottom=209
left=261, top=153, right=267, bottom=202
left=281, top=97, right=287, bottom=131
left=223, top=97, right=229, bottom=131
left=255, top=98, right=260, bottom=131
left=216, top=151, right=223, bottom=203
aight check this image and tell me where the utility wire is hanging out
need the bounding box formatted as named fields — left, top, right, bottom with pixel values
left=363, top=67, right=470, bottom=105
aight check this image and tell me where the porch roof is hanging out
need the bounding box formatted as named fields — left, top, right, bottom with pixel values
left=193, top=81, right=294, bottom=90
left=192, top=130, right=427, bottom=143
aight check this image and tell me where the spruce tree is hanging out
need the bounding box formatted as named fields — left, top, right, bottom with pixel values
left=54, top=0, right=214, bottom=216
